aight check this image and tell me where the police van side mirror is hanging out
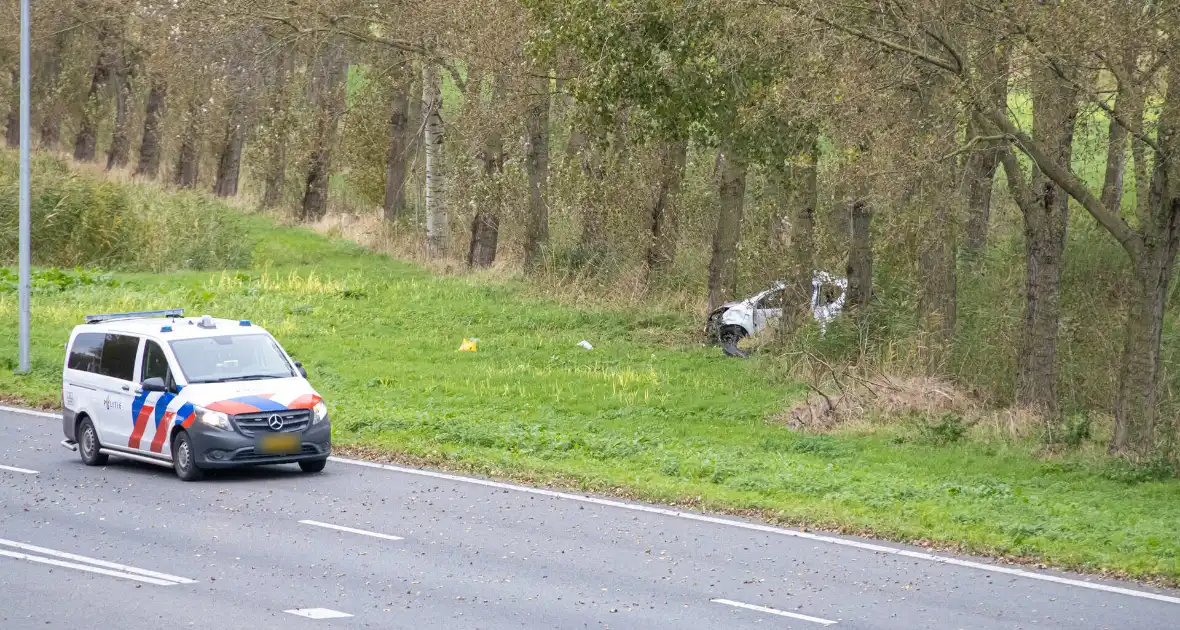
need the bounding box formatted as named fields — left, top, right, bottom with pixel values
left=142, top=377, right=167, bottom=393
left=294, top=361, right=308, bottom=378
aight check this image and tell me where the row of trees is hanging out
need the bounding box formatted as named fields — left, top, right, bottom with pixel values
left=1, top=0, right=1177, bottom=460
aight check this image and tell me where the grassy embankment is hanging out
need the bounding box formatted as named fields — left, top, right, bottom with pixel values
left=1, top=150, right=1179, bottom=586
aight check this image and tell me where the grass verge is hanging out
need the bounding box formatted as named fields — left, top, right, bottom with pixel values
left=1, top=203, right=1179, bottom=587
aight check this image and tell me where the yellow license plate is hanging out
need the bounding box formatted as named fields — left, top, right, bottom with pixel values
left=256, top=433, right=301, bottom=455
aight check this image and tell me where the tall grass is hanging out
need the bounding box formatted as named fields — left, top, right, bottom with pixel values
left=0, top=151, right=252, bottom=272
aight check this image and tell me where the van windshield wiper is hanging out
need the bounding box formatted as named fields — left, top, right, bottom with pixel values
left=196, top=374, right=286, bottom=384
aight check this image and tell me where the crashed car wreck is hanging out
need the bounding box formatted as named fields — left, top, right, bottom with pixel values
left=704, top=272, right=847, bottom=357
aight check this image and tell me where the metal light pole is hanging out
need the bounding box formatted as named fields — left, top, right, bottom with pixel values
left=17, top=0, right=31, bottom=374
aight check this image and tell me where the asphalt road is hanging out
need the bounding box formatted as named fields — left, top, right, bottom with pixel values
left=1, top=407, right=1177, bottom=629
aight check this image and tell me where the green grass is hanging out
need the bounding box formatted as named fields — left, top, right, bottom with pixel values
left=2, top=197, right=1180, bottom=585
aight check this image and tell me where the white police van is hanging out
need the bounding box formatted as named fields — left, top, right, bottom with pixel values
left=60, top=309, right=331, bottom=481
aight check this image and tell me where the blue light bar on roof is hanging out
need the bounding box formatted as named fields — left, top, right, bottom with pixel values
left=239, top=320, right=251, bottom=326
left=84, top=309, right=184, bottom=324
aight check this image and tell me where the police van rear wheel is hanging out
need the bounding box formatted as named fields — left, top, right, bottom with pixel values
left=78, top=418, right=108, bottom=466
left=172, top=431, right=204, bottom=482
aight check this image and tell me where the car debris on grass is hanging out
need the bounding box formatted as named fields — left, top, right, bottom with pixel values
left=704, top=272, right=847, bottom=357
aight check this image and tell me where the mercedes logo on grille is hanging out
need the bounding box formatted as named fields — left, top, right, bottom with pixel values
left=267, top=414, right=285, bottom=430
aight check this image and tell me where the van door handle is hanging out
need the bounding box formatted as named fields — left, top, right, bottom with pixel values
left=121, top=385, right=130, bottom=391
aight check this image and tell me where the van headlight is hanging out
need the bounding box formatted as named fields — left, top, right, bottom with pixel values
left=312, top=400, right=328, bottom=424
left=196, top=407, right=231, bottom=431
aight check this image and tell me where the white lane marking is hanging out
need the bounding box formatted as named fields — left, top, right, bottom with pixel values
left=712, top=599, right=837, bottom=625
left=0, top=538, right=197, bottom=584
left=0, top=406, right=57, bottom=419
left=0, top=549, right=180, bottom=586
left=284, top=608, right=354, bottom=619
left=299, top=519, right=404, bottom=541
left=0, top=464, right=38, bottom=474
left=330, top=456, right=1180, bottom=606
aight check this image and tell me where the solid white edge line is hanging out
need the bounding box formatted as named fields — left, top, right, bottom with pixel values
left=0, top=538, right=197, bottom=584
left=328, top=456, right=1180, bottom=606
left=0, top=405, right=57, bottom=420
left=712, top=599, right=837, bottom=625
left=0, top=464, right=38, bottom=474
left=0, top=549, right=178, bottom=586
left=299, top=520, right=404, bottom=541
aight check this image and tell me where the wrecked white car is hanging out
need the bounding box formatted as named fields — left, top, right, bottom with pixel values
left=705, top=272, right=847, bottom=355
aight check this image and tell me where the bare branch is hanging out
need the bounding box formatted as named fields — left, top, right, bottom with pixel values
left=940, top=134, right=1007, bottom=162
left=979, top=104, right=1144, bottom=260
left=766, top=0, right=962, bottom=74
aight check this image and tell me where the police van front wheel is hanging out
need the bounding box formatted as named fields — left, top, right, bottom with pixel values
left=78, top=418, right=109, bottom=467
left=171, top=431, right=204, bottom=482
left=299, top=458, right=327, bottom=473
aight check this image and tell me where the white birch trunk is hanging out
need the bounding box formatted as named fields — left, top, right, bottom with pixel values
left=422, top=61, right=446, bottom=253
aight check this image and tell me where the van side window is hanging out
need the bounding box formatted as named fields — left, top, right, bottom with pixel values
left=67, top=333, right=105, bottom=373
left=99, top=334, right=139, bottom=382
left=141, top=340, right=171, bottom=384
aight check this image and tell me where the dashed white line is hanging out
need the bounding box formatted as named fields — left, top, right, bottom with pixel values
left=284, top=608, right=354, bottom=619
left=0, top=538, right=197, bottom=584
left=299, top=519, right=404, bottom=541
left=329, top=456, right=1180, bottom=606
left=0, top=464, right=38, bottom=474
left=712, top=599, right=837, bottom=625
left=0, top=549, right=181, bottom=586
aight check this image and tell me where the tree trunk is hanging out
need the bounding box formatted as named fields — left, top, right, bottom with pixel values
left=174, top=99, right=202, bottom=189
left=4, top=69, right=18, bottom=147
left=36, top=32, right=67, bottom=150
left=916, top=179, right=959, bottom=373
left=579, top=141, right=609, bottom=262
left=782, top=141, right=820, bottom=334
left=382, top=82, right=411, bottom=221
left=1128, top=83, right=1151, bottom=221
left=468, top=75, right=507, bottom=268
left=846, top=198, right=873, bottom=311
left=468, top=129, right=505, bottom=269
left=1112, top=244, right=1178, bottom=459
left=523, top=72, right=551, bottom=272
left=422, top=61, right=447, bottom=252
left=707, top=144, right=748, bottom=311
left=135, top=81, right=167, bottom=179
left=1100, top=111, right=1129, bottom=214
left=213, top=116, right=246, bottom=197
left=260, top=47, right=294, bottom=209
left=75, top=39, right=113, bottom=162
left=1101, top=48, right=1139, bottom=214
left=302, top=145, right=331, bottom=221
left=1014, top=69, right=1079, bottom=420
left=963, top=42, right=1010, bottom=255
left=105, top=59, right=133, bottom=170
left=1110, top=49, right=1180, bottom=459
left=262, top=139, right=288, bottom=208
left=646, top=139, right=689, bottom=278
left=300, top=43, right=348, bottom=223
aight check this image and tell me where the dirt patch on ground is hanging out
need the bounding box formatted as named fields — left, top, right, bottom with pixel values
left=777, top=374, right=975, bottom=432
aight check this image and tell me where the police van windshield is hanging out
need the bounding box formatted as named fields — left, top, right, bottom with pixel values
left=169, top=334, right=296, bottom=384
